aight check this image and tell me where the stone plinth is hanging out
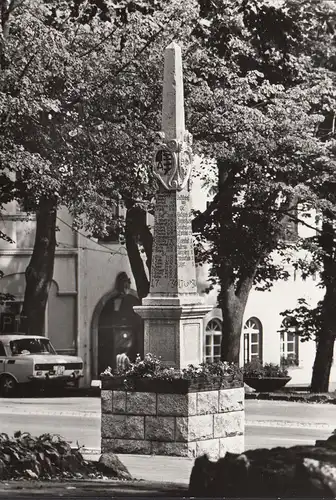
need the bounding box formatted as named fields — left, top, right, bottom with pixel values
left=101, top=383, right=244, bottom=460
left=134, top=304, right=211, bottom=368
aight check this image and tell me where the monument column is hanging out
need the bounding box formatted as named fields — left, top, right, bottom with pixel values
left=134, top=42, right=211, bottom=369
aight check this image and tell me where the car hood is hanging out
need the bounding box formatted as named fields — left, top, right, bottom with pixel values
left=18, top=354, right=83, bottom=364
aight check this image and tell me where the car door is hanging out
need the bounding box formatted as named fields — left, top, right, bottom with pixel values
left=0, top=341, right=6, bottom=374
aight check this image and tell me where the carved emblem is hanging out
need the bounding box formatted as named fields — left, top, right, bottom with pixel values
left=152, top=131, right=193, bottom=191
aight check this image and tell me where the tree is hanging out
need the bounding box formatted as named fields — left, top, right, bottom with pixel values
left=183, top=0, right=336, bottom=367
left=0, top=0, right=199, bottom=332
left=281, top=206, right=336, bottom=392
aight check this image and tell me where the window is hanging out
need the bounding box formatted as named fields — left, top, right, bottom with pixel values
left=243, top=317, right=263, bottom=364
left=0, top=341, right=6, bottom=356
left=204, top=319, right=222, bottom=363
left=280, top=318, right=299, bottom=366
left=9, top=338, right=56, bottom=356
left=0, top=301, right=26, bottom=333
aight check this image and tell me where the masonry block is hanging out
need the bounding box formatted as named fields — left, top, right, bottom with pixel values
left=126, top=392, right=157, bottom=415
left=188, top=415, right=213, bottom=441
left=101, top=390, right=112, bottom=414
left=102, top=438, right=152, bottom=454
left=157, top=393, right=188, bottom=416
left=188, top=392, right=197, bottom=416
left=151, top=441, right=196, bottom=457
left=219, top=388, right=244, bottom=413
left=113, top=391, right=126, bottom=414
left=196, top=438, right=220, bottom=460
left=101, top=385, right=244, bottom=458
left=145, top=416, right=175, bottom=441
left=175, top=416, right=189, bottom=442
left=219, top=435, right=244, bottom=455
left=102, top=414, right=144, bottom=439
left=197, top=390, right=219, bottom=415
left=214, top=412, right=244, bottom=439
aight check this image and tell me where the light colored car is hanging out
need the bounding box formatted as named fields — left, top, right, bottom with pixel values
left=0, top=334, right=83, bottom=396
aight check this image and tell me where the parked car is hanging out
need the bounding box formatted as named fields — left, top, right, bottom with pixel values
left=0, top=335, right=83, bottom=396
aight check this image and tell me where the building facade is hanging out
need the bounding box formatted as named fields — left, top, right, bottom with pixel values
left=0, top=183, right=335, bottom=389
left=0, top=198, right=143, bottom=387
left=192, top=176, right=336, bottom=390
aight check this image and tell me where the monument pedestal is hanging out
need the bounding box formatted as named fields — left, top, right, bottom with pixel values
left=134, top=303, right=211, bottom=368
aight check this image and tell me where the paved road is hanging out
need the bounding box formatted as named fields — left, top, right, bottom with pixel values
left=0, top=397, right=334, bottom=484
left=0, top=397, right=101, bottom=452
left=0, top=397, right=334, bottom=452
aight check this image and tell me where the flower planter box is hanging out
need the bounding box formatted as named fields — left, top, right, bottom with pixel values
left=244, top=376, right=292, bottom=392
left=101, top=377, right=244, bottom=460
left=101, top=375, right=241, bottom=393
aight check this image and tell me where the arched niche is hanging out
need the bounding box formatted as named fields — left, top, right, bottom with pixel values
left=90, top=272, right=143, bottom=379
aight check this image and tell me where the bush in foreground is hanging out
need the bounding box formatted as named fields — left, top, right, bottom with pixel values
left=0, top=432, right=131, bottom=481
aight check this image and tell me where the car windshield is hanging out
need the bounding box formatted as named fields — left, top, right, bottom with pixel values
left=9, top=338, right=56, bottom=356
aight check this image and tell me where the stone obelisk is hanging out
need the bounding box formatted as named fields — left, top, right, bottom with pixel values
left=134, top=42, right=210, bottom=368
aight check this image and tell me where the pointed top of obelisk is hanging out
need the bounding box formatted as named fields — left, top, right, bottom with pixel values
left=162, top=42, right=185, bottom=142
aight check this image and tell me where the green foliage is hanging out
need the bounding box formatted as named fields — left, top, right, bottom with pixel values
left=280, top=355, right=299, bottom=368
left=243, top=358, right=289, bottom=378
left=0, top=431, right=108, bottom=480
left=0, top=0, right=198, bottom=235
left=101, top=352, right=242, bottom=384
left=188, top=0, right=336, bottom=297
left=280, top=298, right=323, bottom=342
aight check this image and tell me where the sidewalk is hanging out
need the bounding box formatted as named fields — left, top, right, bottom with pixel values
left=0, top=479, right=188, bottom=498
left=108, top=454, right=193, bottom=485
left=80, top=451, right=194, bottom=485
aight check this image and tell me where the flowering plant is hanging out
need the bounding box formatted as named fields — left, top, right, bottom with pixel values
left=101, top=353, right=242, bottom=386
left=243, top=358, right=289, bottom=378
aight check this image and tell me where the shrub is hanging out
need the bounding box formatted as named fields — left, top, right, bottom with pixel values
left=0, top=431, right=125, bottom=480
left=280, top=356, right=299, bottom=367
left=243, top=358, right=288, bottom=378
left=101, top=353, right=242, bottom=385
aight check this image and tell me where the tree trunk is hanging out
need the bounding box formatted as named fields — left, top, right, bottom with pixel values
left=311, top=215, right=336, bottom=392
left=310, top=274, right=336, bottom=392
left=125, top=205, right=152, bottom=299
left=217, top=159, right=248, bottom=363
left=21, top=196, right=57, bottom=335
left=217, top=159, right=261, bottom=364
left=310, top=334, right=335, bottom=392
left=219, top=278, right=254, bottom=363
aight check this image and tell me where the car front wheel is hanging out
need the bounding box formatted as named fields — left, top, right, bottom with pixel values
left=0, top=375, right=17, bottom=397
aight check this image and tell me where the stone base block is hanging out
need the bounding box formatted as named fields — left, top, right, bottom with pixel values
left=151, top=441, right=196, bottom=457
left=195, top=439, right=220, bottom=460
left=102, top=438, right=151, bottom=455
left=101, top=386, right=244, bottom=459
left=219, top=435, right=244, bottom=456
left=101, top=435, right=244, bottom=459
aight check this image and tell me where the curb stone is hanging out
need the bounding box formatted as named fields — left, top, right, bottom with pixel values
left=245, top=392, right=336, bottom=404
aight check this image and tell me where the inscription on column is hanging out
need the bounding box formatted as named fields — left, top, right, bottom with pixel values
left=150, top=191, right=198, bottom=295
left=150, top=192, right=177, bottom=293
left=176, top=192, right=197, bottom=294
